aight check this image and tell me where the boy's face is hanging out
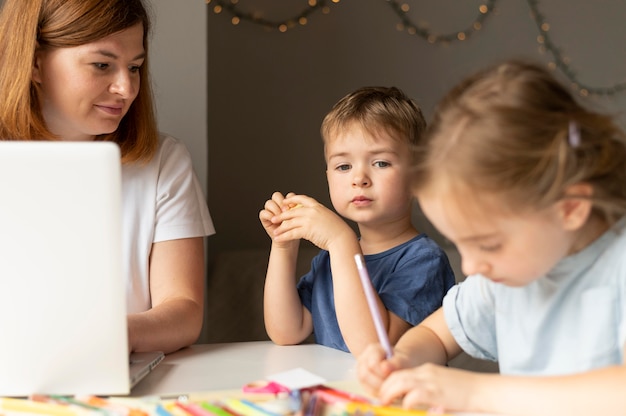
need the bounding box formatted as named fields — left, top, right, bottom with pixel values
left=325, top=122, right=413, bottom=227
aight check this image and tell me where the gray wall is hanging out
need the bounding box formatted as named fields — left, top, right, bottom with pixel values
left=206, top=0, right=626, bottom=269
left=151, top=0, right=207, bottom=194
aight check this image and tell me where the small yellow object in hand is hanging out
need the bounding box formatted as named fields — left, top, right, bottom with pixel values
left=288, top=203, right=303, bottom=210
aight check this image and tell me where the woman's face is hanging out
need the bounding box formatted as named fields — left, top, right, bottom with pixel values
left=32, top=23, right=145, bottom=141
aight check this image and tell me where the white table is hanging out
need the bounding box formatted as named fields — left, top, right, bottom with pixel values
left=130, top=341, right=357, bottom=398
left=130, top=341, right=497, bottom=415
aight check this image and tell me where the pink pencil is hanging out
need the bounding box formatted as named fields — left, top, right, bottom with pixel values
left=354, top=253, right=393, bottom=358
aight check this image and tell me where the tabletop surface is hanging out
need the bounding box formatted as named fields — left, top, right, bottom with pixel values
left=130, top=341, right=357, bottom=398
left=127, top=341, right=497, bottom=415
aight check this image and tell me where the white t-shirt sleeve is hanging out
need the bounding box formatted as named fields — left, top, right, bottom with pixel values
left=122, top=134, right=214, bottom=313
left=152, top=136, right=215, bottom=242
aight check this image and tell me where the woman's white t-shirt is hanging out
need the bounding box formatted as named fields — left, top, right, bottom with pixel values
left=121, top=134, right=215, bottom=313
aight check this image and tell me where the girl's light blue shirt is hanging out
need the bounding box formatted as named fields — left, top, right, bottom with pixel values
left=444, top=217, right=626, bottom=375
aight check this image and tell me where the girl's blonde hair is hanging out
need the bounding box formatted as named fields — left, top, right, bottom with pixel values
left=321, top=86, right=426, bottom=154
left=0, top=0, right=158, bottom=163
left=412, top=60, right=626, bottom=225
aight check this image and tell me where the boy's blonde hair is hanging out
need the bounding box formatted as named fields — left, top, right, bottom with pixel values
left=412, top=60, right=626, bottom=225
left=0, top=0, right=158, bottom=163
left=321, top=86, right=426, bottom=154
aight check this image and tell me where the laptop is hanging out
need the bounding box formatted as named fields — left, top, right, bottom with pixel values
left=0, top=141, right=163, bottom=396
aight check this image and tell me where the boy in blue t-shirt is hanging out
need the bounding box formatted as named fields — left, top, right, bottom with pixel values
left=259, top=86, right=455, bottom=355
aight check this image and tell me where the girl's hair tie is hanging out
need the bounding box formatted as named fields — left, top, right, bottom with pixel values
left=568, top=120, right=581, bottom=148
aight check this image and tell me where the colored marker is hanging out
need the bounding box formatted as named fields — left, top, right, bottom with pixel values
left=175, top=401, right=215, bottom=416
left=164, top=402, right=193, bottom=416
left=0, top=397, right=78, bottom=416
left=313, top=385, right=371, bottom=403
left=76, top=395, right=149, bottom=416
left=355, top=253, right=393, bottom=358
left=200, top=402, right=234, bottom=416
left=155, top=403, right=174, bottom=416
left=346, top=402, right=452, bottom=416
left=222, top=398, right=279, bottom=416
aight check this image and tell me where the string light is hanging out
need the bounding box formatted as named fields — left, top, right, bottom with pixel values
left=205, top=0, right=330, bottom=32
left=207, top=0, right=626, bottom=97
left=526, top=0, right=626, bottom=97
left=387, top=0, right=497, bottom=45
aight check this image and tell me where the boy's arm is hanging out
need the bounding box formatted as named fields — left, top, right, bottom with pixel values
left=271, top=194, right=388, bottom=355
left=260, top=192, right=313, bottom=345
left=263, top=241, right=313, bottom=344
left=326, top=231, right=398, bottom=356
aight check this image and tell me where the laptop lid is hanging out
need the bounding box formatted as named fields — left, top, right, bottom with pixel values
left=0, top=141, right=133, bottom=396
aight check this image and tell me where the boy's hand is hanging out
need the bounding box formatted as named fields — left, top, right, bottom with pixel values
left=270, top=194, right=354, bottom=251
left=259, top=192, right=299, bottom=248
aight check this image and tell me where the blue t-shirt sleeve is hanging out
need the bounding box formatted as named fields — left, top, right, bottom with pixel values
left=375, top=241, right=456, bottom=326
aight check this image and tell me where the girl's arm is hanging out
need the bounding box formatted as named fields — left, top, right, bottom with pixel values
left=394, top=308, right=461, bottom=366
left=380, top=362, right=626, bottom=415
left=127, top=237, right=205, bottom=354
left=377, top=333, right=626, bottom=415
left=474, top=365, right=626, bottom=416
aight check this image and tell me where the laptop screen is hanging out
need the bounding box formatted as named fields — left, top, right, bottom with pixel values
left=0, top=141, right=131, bottom=396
